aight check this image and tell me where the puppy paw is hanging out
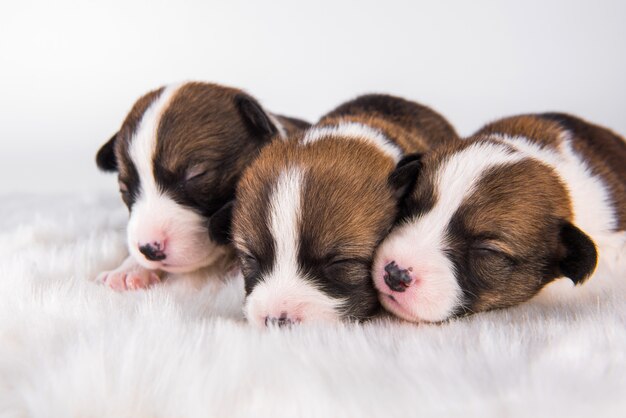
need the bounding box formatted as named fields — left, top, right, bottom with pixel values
left=96, top=257, right=161, bottom=291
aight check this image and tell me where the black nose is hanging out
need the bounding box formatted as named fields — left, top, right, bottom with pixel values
left=265, top=312, right=294, bottom=328
left=138, top=243, right=166, bottom=261
left=384, top=261, right=413, bottom=292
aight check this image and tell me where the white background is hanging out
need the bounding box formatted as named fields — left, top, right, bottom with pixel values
left=1, top=0, right=624, bottom=195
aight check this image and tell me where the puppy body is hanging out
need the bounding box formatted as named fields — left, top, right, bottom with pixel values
left=96, top=81, right=308, bottom=290
left=374, top=113, right=626, bottom=322
left=231, top=94, right=458, bottom=327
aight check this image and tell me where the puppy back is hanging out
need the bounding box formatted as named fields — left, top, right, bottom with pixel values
left=320, top=94, right=458, bottom=154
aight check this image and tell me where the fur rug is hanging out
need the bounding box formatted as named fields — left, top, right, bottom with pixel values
left=0, top=193, right=624, bottom=418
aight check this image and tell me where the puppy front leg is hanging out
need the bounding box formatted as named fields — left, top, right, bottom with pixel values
left=96, top=256, right=161, bottom=291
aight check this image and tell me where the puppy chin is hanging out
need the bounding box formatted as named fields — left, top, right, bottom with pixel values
left=373, top=275, right=459, bottom=323
left=378, top=292, right=422, bottom=322
left=376, top=286, right=455, bottom=323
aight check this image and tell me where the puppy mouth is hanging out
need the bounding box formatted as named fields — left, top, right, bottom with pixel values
left=133, top=256, right=212, bottom=274
left=157, top=259, right=213, bottom=274
left=378, top=291, right=420, bottom=322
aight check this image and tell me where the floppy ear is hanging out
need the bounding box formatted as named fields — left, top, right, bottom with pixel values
left=96, top=133, right=119, bottom=172
left=388, top=153, right=422, bottom=200
left=235, top=94, right=278, bottom=139
left=209, top=200, right=235, bottom=245
left=557, top=221, right=597, bottom=285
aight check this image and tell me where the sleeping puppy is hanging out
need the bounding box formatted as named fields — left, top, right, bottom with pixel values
left=95, top=81, right=309, bottom=290
left=373, top=113, right=626, bottom=322
left=222, top=94, right=458, bottom=327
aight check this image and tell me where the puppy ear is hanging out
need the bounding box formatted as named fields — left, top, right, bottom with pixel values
left=96, top=133, right=119, bottom=172
left=556, top=221, right=597, bottom=285
left=235, top=94, right=278, bottom=139
left=209, top=200, right=235, bottom=245
left=388, top=153, right=422, bottom=200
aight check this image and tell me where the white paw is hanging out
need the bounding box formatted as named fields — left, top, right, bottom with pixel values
left=96, top=257, right=161, bottom=291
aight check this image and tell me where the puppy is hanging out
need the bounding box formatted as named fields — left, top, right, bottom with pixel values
left=224, top=94, right=458, bottom=327
left=96, top=81, right=309, bottom=290
left=373, top=113, right=626, bottom=322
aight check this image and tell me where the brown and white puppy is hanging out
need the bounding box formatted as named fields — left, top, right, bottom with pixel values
left=95, top=81, right=309, bottom=290
left=374, top=113, right=626, bottom=322
left=226, top=94, right=458, bottom=327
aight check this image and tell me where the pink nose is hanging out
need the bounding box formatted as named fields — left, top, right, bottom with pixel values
left=138, top=241, right=166, bottom=261
left=383, top=261, right=414, bottom=292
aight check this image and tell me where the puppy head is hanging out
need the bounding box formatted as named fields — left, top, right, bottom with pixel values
left=95, top=82, right=281, bottom=273
left=373, top=140, right=598, bottom=322
left=231, top=129, right=420, bottom=327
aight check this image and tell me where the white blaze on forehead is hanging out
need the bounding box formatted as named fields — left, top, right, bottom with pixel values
left=374, top=141, right=524, bottom=321
left=129, top=82, right=184, bottom=195
left=270, top=167, right=304, bottom=279
left=243, top=167, right=344, bottom=326
left=302, top=122, right=402, bottom=163
left=414, top=141, right=524, bottom=242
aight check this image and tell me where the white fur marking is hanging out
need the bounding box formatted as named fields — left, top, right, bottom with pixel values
left=244, top=167, right=343, bottom=326
left=270, top=168, right=303, bottom=278
left=302, top=122, right=402, bottom=162
left=129, top=83, right=183, bottom=198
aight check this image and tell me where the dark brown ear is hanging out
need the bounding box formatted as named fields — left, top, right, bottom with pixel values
left=388, top=153, right=422, bottom=200
left=96, top=133, right=119, bottom=172
left=235, top=94, right=278, bottom=140
left=208, top=200, right=234, bottom=245
left=557, top=221, right=597, bottom=285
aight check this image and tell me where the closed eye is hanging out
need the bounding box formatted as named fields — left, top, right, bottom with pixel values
left=472, top=245, right=503, bottom=255
left=243, top=253, right=258, bottom=265
left=185, top=165, right=208, bottom=182
left=238, top=252, right=260, bottom=271
left=238, top=252, right=263, bottom=294
left=471, top=241, right=517, bottom=264
left=323, top=256, right=369, bottom=277
left=322, top=250, right=370, bottom=265
left=326, top=258, right=354, bottom=267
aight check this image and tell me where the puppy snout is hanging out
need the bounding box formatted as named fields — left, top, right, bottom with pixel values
left=384, top=261, right=414, bottom=292
left=138, top=242, right=167, bottom=261
left=264, top=311, right=296, bottom=328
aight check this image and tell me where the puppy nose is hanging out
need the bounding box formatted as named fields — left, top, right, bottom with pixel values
left=138, top=242, right=166, bottom=261
left=384, top=261, right=413, bottom=292
left=265, top=311, right=294, bottom=328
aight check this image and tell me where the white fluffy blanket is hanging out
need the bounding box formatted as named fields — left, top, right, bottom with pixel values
left=0, top=194, right=624, bottom=418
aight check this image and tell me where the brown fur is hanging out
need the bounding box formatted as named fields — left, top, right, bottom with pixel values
left=236, top=137, right=398, bottom=258
left=103, top=82, right=309, bottom=213
left=152, top=83, right=281, bottom=212
left=476, top=115, right=565, bottom=146
left=476, top=113, right=626, bottom=230
left=453, top=159, right=573, bottom=312
left=233, top=94, right=459, bottom=321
